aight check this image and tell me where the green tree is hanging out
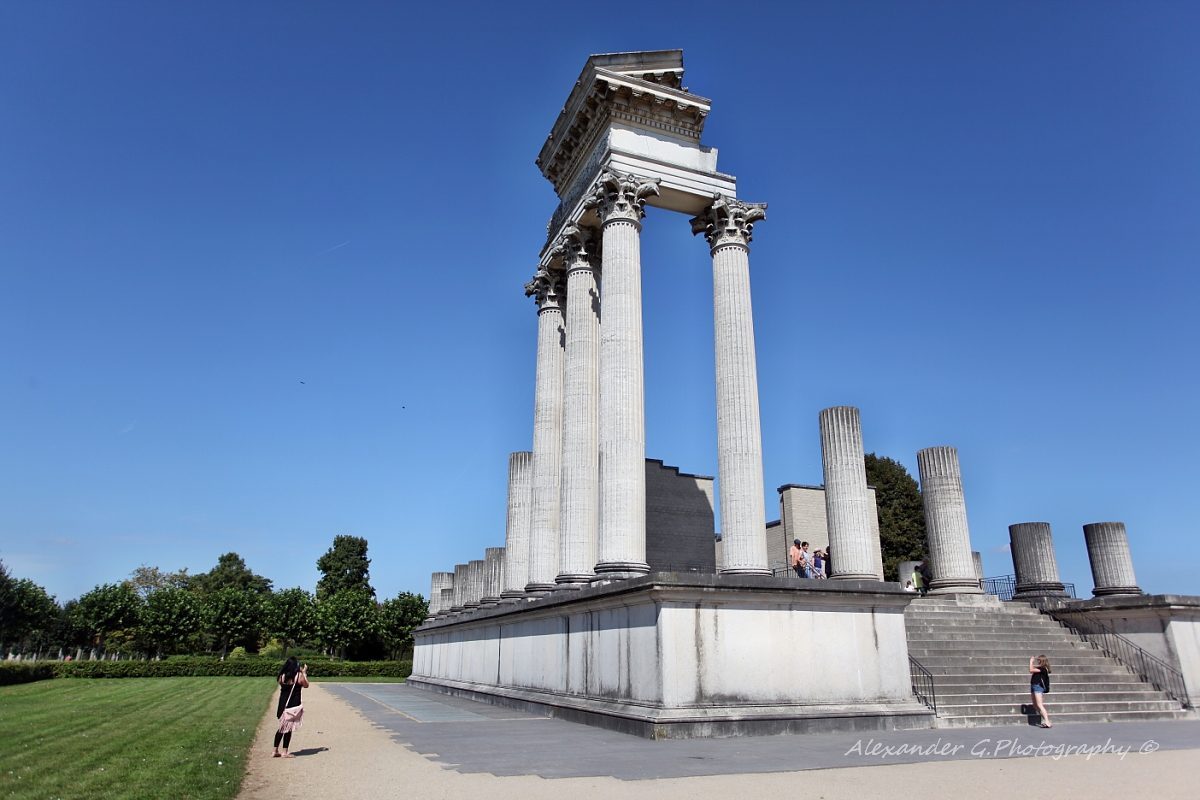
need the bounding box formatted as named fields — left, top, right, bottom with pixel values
left=1, top=578, right=59, bottom=652
left=140, top=588, right=203, bottom=657
left=379, top=592, right=427, bottom=661
left=865, top=453, right=929, bottom=582
left=72, top=583, right=143, bottom=654
left=316, top=536, right=373, bottom=599
left=263, top=587, right=317, bottom=656
left=128, top=565, right=192, bottom=598
left=202, top=588, right=260, bottom=658
left=195, top=553, right=272, bottom=595
left=316, top=589, right=378, bottom=660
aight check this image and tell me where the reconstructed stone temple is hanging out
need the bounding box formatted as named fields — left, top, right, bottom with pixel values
left=413, top=50, right=1197, bottom=736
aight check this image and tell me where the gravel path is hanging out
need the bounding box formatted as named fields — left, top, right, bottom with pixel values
left=239, top=682, right=1196, bottom=799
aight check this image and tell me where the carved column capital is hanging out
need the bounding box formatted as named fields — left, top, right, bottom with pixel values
left=550, top=222, right=602, bottom=275
left=524, top=266, right=565, bottom=313
left=690, top=195, right=767, bottom=251
left=585, top=168, right=661, bottom=227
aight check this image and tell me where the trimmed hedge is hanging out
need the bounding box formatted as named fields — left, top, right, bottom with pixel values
left=0, top=662, right=58, bottom=686
left=54, top=658, right=412, bottom=680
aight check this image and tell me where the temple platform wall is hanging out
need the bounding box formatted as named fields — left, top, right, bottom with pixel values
left=411, top=574, right=933, bottom=738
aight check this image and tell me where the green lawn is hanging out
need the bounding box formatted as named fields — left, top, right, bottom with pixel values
left=0, top=677, right=276, bottom=800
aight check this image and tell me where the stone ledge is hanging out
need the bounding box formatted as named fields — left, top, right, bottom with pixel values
left=407, top=676, right=934, bottom=740
left=418, top=572, right=912, bottom=632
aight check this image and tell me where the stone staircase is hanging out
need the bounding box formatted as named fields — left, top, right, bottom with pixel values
left=905, top=595, right=1189, bottom=727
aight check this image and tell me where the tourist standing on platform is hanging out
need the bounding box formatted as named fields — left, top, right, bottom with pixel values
left=789, top=539, right=804, bottom=578
left=918, top=559, right=933, bottom=595
left=274, top=657, right=309, bottom=757
left=812, top=549, right=825, bottom=579
left=1029, top=655, right=1052, bottom=728
left=911, top=566, right=926, bottom=596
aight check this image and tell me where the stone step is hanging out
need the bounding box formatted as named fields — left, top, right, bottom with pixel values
left=907, top=638, right=1094, bottom=649
left=905, top=613, right=1058, bottom=624
left=908, top=646, right=1099, bottom=657
left=920, top=664, right=1137, bottom=676
left=937, top=699, right=1183, bottom=716
left=934, top=709, right=1188, bottom=728
left=913, top=655, right=1125, bottom=667
left=927, top=677, right=1149, bottom=690
left=935, top=691, right=1175, bottom=705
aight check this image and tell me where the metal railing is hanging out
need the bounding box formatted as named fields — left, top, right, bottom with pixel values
left=909, top=656, right=937, bottom=715
left=982, top=574, right=1076, bottom=601
left=1043, top=607, right=1192, bottom=709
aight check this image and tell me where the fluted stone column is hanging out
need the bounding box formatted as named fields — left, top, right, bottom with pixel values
left=482, top=547, right=505, bottom=604
left=973, top=551, right=985, bottom=586
left=465, top=560, right=485, bottom=608
left=819, top=406, right=878, bottom=580
left=437, top=587, right=454, bottom=617
left=1009, top=522, right=1068, bottom=599
left=690, top=196, right=770, bottom=575
left=428, top=572, right=454, bottom=619
left=523, top=267, right=566, bottom=593
left=588, top=168, right=658, bottom=579
left=916, top=446, right=983, bottom=594
left=450, top=563, right=468, bottom=612
left=555, top=224, right=603, bottom=585
left=1083, top=522, right=1142, bottom=597
left=501, top=451, right=533, bottom=598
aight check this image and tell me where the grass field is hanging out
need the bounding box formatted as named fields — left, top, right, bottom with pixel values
left=0, top=677, right=276, bottom=800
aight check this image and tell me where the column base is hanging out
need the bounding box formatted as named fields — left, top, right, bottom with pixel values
left=499, top=590, right=528, bottom=599
left=1092, top=586, right=1143, bottom=597
left=929, top=578, right=984, bottom=595
left=831, top=572, right=878, bottom=581
left=555, top=574, right=594, bottom=587
left=523, top=583, right=556, bottom=596
left=720, top=567, right=772, bottom=577
left=1014, top=582, right=1069, bottom=600
left=593, top=562, right=650, bottom=581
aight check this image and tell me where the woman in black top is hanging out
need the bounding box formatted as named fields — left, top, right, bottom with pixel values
left=274, top=656, right=309, bottom=757
left=1029, top=654, right=1052, bottom=728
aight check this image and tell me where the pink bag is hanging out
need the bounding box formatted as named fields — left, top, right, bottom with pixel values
left=279, top=679, right=304, bottom=733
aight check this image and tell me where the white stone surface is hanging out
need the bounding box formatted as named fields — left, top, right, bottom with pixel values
left=916, top=447, right=983, bottom=595
left=465, top=560, right=486, bottom=608
left=555, top=224, right=602, bottom=585
left=691, top=196, right=769, bottom=576
left=450, top=564, right=469, bottom=612
left=1083, top=522, right=1141, bottom=596
left=413, top=577, right=922, bottom=734
left=591, top=169, right=654, bottom=578
left=428, top=572, right=454, bottom=617
left=819, top=407, right=878, bottom=580
left=1009, top=522, right=1068, bottom=598
left=482, top=547, right=505, bottom=604
left=525, top=270, right=566, bottom=592
left=437, top=587, right=454, bottom=617
left=972, top=551, right=985, bottom=583
left=501, top=451, right=533, bottom=598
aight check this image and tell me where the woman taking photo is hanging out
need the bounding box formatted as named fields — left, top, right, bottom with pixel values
left=1029, top=654, right=1052, bottom=728
left=274, top=656, right=309, bottom=757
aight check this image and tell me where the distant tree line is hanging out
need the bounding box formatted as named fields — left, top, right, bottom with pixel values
left=0, top=536, right=427, bottom=662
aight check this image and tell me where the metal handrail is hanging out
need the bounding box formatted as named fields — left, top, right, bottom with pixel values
left=909, top=655, right=937, bottom=715
left=1042, top=607, right=1192, bottom=709
left=982, top=574, right=1076, bottom=601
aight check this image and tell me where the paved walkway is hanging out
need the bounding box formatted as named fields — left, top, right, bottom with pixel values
left=239, top=682, right=1200, bottom=799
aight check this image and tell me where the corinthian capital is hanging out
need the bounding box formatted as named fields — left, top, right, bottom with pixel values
left=585, top=168, right=661, bottom=225
left=524, top=266, right=565, bottom=312
left=690, top=195, right=767, bottom=250
left=549, top=222, right=602, bottom=274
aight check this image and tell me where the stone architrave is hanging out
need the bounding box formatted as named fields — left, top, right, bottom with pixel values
left=554, top=224, right=603, bottom=585
left=523, top=267, right=566, bottom=593
left=501, top=451, right=533, bottom=598
left=428, top=572, right=454, bottom=618
left=465, top=560, right=486, bottom=608
left=437, top=587, right=454, bottom=617
left=972, top=551, right=985, bottom=586
left=587, top=168, right=658, bottom=579
left=819, top=407, right=878, bottom=580
left=1083, top=522, right=1142, bottom=597
left=1009, top=523, right=1069, bottom=599
left=450, top=564, right=468, bottom=612
left=916, top=447, right=983, bottom=595
left=482, top=547, right=506, bottom=604
left=690, top=195, right=770, bottom=575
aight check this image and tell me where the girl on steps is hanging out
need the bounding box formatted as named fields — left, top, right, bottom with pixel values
left=1029, top=654, right=1052, bottom=728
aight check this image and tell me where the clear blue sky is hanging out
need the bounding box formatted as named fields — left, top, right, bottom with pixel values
left=2, top=1, right=1197, bottom=602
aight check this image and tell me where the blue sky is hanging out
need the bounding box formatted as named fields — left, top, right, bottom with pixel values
left=2, top=1, right=1197, bottom=601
